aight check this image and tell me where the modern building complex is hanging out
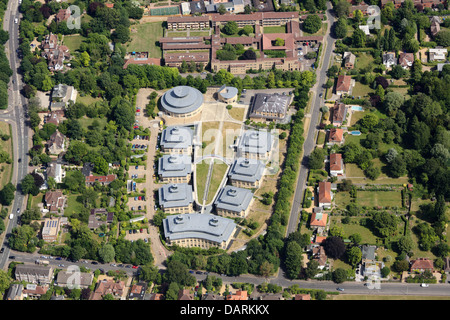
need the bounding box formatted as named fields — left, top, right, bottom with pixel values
left=248, top=92, right=291, bottom=122
left=160, top=86, right=204, bottom=118
left=160, top=126, right=194, bottom=154
left=228, top=158, right=265, bottom=188
left=158, top=183, right=194, bottom=214
left=236, top=129, right=274, bottom=159
left=217, top=85, right=238, bottom=104
left=157, top=154, right=193, bottom=183
left=214, top=185, right=254, bottom=218
left=163, top=213, right=237, bottom=250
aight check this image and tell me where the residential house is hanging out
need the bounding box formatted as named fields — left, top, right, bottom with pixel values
left=399, top=52, right=414, bottom=69
left=45, top=110, right=64, bottom=126
left=55, top=8, right=70, bottom=23
left=88, top=208, right=114, bottom=230
left=47, top=131, right=66, bottom=155
left=55, top=271, right=94, bottom=289
left=22, top=284, right=49, bottom=299
left=361, top=245, right=377, bottom=263
left=329, top=153, right=344, bottom=177
left=430, top=16, right=441, bottom=37
left=383, top=52, right=396, bottom=69
left=410, top=258, right=434, bottom=273
left=44, top=190, right=66, bottom=214
left=226, top=290, right=248, bottom=300
left=429, top=47, right=448, bottom=62
left=145, top=293, right=164, bottom=300
left=343, top=52, right=356, bottom=70
left=41, top=33, right=71, bottom=72
left=50, top=84, right=77, bottom=111
left=317, top=181, right=332, bottom=208
left=81, top=162, right=94, bottom=177
left=335, top=75, right=353, bottom=95
left=90, top=279, right=125, bottom=300
left=327, top=128, right=344, bottom=145
left=309, top=211, right=328, bottom=233
left=129, top=283, right=147, bottom=300
left=178, top=289, right=194, bottom=300
left=294, top=293, right=311, bottom=300
left=332, top=102, right=347, bottom=126
left=46, top=161, right=64, bottom=183
left=202, top=293, right=225, bottom=300
left=311, top=245, right=328, bottom=269
left=85, top=174, right=117, bottom=186
left=15, top=264, right=54, bottom=285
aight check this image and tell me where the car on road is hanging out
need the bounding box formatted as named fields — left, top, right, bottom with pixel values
left=319, top=93, right=323, bottom=98
left=132, top=265, right=139, bottom=269
left=336, top=288, right=344, bottom=291
left=16, top=208, right=20, bottom=213
left=421, top=283, right=429, bottom=287
left=9, top=256, right=15, bottom=259
left=58, top=264, right=65, bottom=267
left=0, top=248, right=4, bottom=254
left=14, top=18, right=18, bottom=23
left=189, top=270, right=194, bottom=274
left=55, top=257, right=62, bottom=260
left=196, top=271, right=203, bottom=274
left=91, top=261, right=98, bottom=265
left=110, top=264, right=116, bottom=267
left=125, top=265, right=131, bottom=268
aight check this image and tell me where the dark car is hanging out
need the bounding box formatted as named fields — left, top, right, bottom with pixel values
left=91, top=261, right=98, bottom=265
left=9, top=256, right=15, bottom=259
left=196, top=271, right=203, bottom=274
left=0, top=248, right=4, bottom=254
left=55, top=257, right=62, bottom=260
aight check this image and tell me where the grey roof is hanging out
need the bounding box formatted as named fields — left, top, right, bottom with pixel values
left=361, top=245, right=376, bottom=261
left=249, top=93, right=290, bottom=120
left=56, top=271, right=94, bottom=287
left=6, top=284, right=23, bottom=300
left=218, top=86, right=238, bottom=99
left=437, top=62, right=450, bottom=72
left=158, top=183, right=194, bottom=208
left=237, top=129, right=273, bottom=155
left=228, top=157, right=265, bottom=183
left=214, top=185, right=253, bottom=213
left=163, top=213, right=237, bottom=244
left=161, top=86, right=204, bottom=115
left=160, top=126, right=194, bottom=150
left=52, top=84, right=68, bottom=99
left=15, top=264, right=53, bottom=277
left=383, top=53, right=396, bottom=65
left=158, top=154, right=192, bottom=178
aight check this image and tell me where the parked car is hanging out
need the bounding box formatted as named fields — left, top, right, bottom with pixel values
left=421, top=283, right=429, bottom=288
left=0, top=248, right=4, bottom=254
left=336, top=288, right=344, bottom=291
left=132, top=265, right=139, bottom=269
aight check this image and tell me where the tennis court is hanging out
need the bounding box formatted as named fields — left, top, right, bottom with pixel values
left=150, top=6, right=180, bottom=15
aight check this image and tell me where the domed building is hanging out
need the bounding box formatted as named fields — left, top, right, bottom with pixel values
left=160, top=86, right=204, bottom=118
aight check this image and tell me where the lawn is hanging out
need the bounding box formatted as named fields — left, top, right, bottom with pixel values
left=352, top=81, right=374, bottom=98
left=190, top=31, right=210, bottom=37
left=317, top=131, right=326, bottom=145
left=0, top=122, right=12, bottom=189
left=355, top=52, right=374, bottom=71
left=227, top=107, right=245, bottom=122
left=330, top=216, right=378, bottom=245
left=63, top=34, right=86, bottom=53
left=128, top=22, right=164, bottom=58
left=349, top=110, right=365, bottom=126
left=64, top=194, right=85, bottom=217
left=196, top=159, right=228, bottom=204
left=76, top=95, right=102, bottom=106
left=356, top=190, right=402, bottom=208
left=78, top=117, right=108, bottom=130
left=263, top=25, right=286, bottom=34
left=167, top=31, right=187, bottom=37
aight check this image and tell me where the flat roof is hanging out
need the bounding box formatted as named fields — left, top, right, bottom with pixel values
left=214, top=185, right=253, bottom=212
left=163, top=213, right=237, bottom=244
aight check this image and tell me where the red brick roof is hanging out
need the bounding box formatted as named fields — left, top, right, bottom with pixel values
left=310, top=212, right=328, bottom=227
left=336, top=75, right=352, bottom=93
left=318, top=181, right=332, bottom=204
left=85, top=174, right=116, bottom=184
left=329, top=153, right=343, bottom=171
left=410, top=258, right=434, bottom=271
left=294, top=294, right=311, bottom=300
left=329, top=128, right=344, bottom=143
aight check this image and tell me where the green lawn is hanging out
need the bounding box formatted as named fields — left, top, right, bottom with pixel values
left=128, top=22, right=164, bottom=58
left=356, top=190, right=402, bottom=208
left=330, top=216, right=378, bottom=245
left=355, top=52, right=374, bottom=71
left=263, top=25, right=286, bottom=34
left=195, top=159, right=228, bottom=204
left=196, top=161, right=209, bottom=203
left=78, top=117, right=108, bottom=130
left=167, top=31, right=187, bottom=37
left=76, top=95, right=102, bottom=106
left=0, top=122, right=12, bottom=189
left=189, top=31, right=210, bottom=37
left=352, top=81, right=374, bottom=98
left=317, top=131, right=325, bottom=145
left=63, top=34, right=86, bottom=53
left=64, top=194, right=85, bottom=217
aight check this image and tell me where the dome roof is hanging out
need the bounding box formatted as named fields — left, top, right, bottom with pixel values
left=161, top=86, right=204, bottom=115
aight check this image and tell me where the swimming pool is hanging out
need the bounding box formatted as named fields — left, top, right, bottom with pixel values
left=351, top=106, right=364, bottom=111
left=350, top=131, right=361, bottom=135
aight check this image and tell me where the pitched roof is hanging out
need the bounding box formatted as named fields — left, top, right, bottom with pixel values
left=227, top=290, right=248, bottom=300
left=332, top=103, right=347, bottom=124
left=329, top=153, right=343, bottom=171
left=336, top=75, right=352, bottom=92
left=329, top=128, right=344, bottom=143
left=410, top=258, right=434, bottom=270
left=85, top=174, right=116, bottom=184
left=310, top=212, right=328, bottom=227
left=318, top=181, right=332, bottom=204
left=399, top=52, right=414, bottom=67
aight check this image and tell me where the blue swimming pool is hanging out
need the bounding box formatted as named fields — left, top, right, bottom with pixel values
left=351, top=106, right=364, bottom=111
left=351, top=131, right=361, bottom=135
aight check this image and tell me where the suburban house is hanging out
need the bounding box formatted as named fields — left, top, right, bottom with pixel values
left=158, top=183, right=194, bottom=214
left=398, top=52, right=414, bottom=69
left=329, top=153, right=344, bottom=176
left=317, top=181, right=332, bottom=208
left=214, top=185, right=254, bottom=218
left=309, top=211, right=328, bottom=233
left=44, top=190, right=66, bottom=214
left=327, top=128, right=344, bottom=145
left=178, top=289, right=194, bottom=300
left=248, top=92, right=292, bottom=122
left=55, top=8, right=70, bottom=23
left=47, top=130, right=66, bottom=155
left=50, top=84, right=77, bottom=111
left=22, top=284, right=49, bottom=299
left=46, top=161, right=64, bottom=183
left=430, top=16, right=441, bottom=37
left=228, top=158, right=265, bottom=188
left=343, top=52, right=356, bottom=69
left=41, top=33, right=71, bottom=72
left=332, top=102, right=347, bottom=126
left=335, top=75, right=353, bottom=95
left=90, top=279, right=125, bottom=300
left=85, top=174, right=117, bottom=186
left=5, top=284, right=24, bottom=300
left=129, top=283, right=147, bottom=300
left=383, top=52, right=396, bottom=69
left=44, top=110, right=64, bottom=126
left=311, top=245, right=328, bottom=269
left=226, top=290, right=248, bottom=300
left=429, top=47, right=448, bottom=62
left=294, top=293, right=311, bottom=300
left=410, top=258, right=434, bottom=273
left=55, top=271, right=94, bottom=289
left=15, top=264, right=54, bottom=285
left=81, top=162, right=94, bottom=177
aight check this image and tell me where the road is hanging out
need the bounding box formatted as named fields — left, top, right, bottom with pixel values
left=0, top=0, right=30, bottom=270
left=286, top=3, right=336, bottom=236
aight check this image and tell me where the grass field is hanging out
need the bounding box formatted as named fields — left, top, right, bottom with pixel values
left=76, top=95, right=102, bottom=106
left=227, top=107, right=245, bottom=122
left=190, top=31, right=210, bottom=37
left=317, top=131, right=326, bottom=145
left=64, top=194, right=85, bottom=217
left=128, top=22, right=164, bottom=58
left=196, top=159, right=228, bottom=204
left=264, top=25, right=286, bottom=33
left=355, top=52, right=374, bottom=71
left=78, top=117, right=108, bottom=130
left=0, top=122, right=12, bottom=189
left=330, top=216, right=378, bottom=244
left=63, top=34, right=86, bottom=53
left=334, top=189, right=402, bottom=208
left=352, top=81, right=374, bottom=98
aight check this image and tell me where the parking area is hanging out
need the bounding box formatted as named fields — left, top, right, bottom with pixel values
left=296, top=42, right=316, bottom=70
left=124, top=228, right=150, bottom=242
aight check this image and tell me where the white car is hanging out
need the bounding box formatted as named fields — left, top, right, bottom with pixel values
left=420, top=283, right=429, bottom=288
left=14, top=18, right=18, bottom=23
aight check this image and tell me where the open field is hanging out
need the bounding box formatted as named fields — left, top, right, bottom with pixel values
left=227, top=107, right=245, bottom=122
left=329, top=216, right=377, bottom=245
left=263, top=25, right=286, bottom=33
left=190, top=31, right=210, bottom=37
left=0, top=122, right=12, bottom=189
left=355, top=52, right=374, bottom=71
left=128, top=22, right=164, bottom=58
left=334, top=189, right=402, bottom=208
left=76, top=95, right=102, bottom=106
left=196, top=159, right=228, bottom=204
left=64, top=194, right=85, bottom=217
left=63, top=34, right=86, bottom=52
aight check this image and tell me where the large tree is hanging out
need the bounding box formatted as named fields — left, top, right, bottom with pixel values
left=324, top=236, right=346, bottom=259
left=303, top=14, right=322, bottom=34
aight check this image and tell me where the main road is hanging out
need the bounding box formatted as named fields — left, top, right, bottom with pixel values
left=286, top=2, right=336, bottom=236
left=0, top=0, right=30, bottom=270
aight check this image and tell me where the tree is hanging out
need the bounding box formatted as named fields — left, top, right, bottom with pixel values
left=324, top=236, right=346, bottom=259
left=80, top=51, right=90, bottom=67
left=397, top=236, right=414, bottom=254
left=217, top=4, right=227, bottom=15
left=242, top=49, right=257, bottom=60
left=393, top=259, right=409, bottom=273
left=359, top=113, right=379, bottom=130
left=303, top=15, right=322, bottom=34
left=308, top=147, right=327, bottom=169
left=384, top=91, right=404, bottom=116
left=0, top=270, right=11, bottom=294
left=435, top=30, right=450, bottom=47
left=284, top=241, right=303, bottom=279
left=98, top=244, right=115, bottom=263
left=304, top=260, right=320, bottom=279
left=334, top=17, right=348, bottom=38
left=352, top=28, right=366, bottom=48
left=373, top=211, right=398, bottom=238
left=346, top=246, right=362, bottom=267
left=21, top=174, right=39, bottom=195
left=334, top=0, right=351, bottom=18
left=0, top=182, right=15, bottom=206
left=332, top=268, right=348, bottom=283
left=222, top=21, right=239, bottom=35
left=389, top=155, right=407, bottom=178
